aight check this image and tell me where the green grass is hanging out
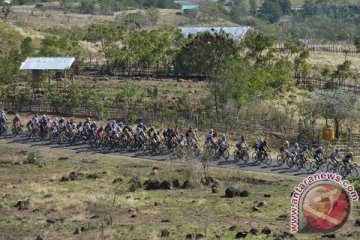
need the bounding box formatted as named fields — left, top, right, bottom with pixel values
left=0, top=21, right=24, bottom=56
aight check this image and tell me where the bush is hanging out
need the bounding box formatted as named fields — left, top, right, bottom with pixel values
left=26, top=152, right=38, bottom=164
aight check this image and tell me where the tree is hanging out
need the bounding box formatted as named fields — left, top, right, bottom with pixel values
left=1, top=4, right=11, bottom=20
left=175, top=32, right=241, bottom=114
left=249, top=0, right=257, bottom=16
left=244, top=32, right=275, bottom=65
left=355, top=36, right=360, bottom=52
left=259, top=0, right=282, bottom=23
left=80, top=0, right=96, bottom=14
left=309, top=89, right=357, bottom=139
left=230, top=5, right=247, bottom=23
left=20, top=37, right=35, bottom=60
left=145, top=7, right=160, bottom=27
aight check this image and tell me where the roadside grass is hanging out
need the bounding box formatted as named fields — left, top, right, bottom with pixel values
left=0, top=141, right=359, bottom=239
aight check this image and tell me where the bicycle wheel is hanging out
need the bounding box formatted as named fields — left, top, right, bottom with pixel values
left=234, top=150, right=240, bottom=162
left=265, top=154, right=272, bottom=166
left=286, top=158, right=295, bottom=168
left=242, top=151, right=250, bottom=163
left=319, top=162, right=328, bottom=172
left=304, top=160, right=311, bottom=171
left=350, top=167, right=359, bottom=178
left=338, top=165, right=348, bottom=178
left=296, top=159, right=304, bottom=170
left=327, top=163, right=336, bottom=173
left=252, top=152, right=259, bottom=165
left=222, top=149, right=230, bottom=160
left=310, top=161, right=318, bottom=172
left=277, top=155, right=285, bottom=166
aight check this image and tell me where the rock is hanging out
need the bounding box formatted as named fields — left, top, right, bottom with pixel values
left=159, top=180, right=171, bottom=190
left=128, top=208, right=137, bottom=214
left=185, top=233, right=193, bottom=240
left=112, top=177, right=123, bottom=184
left=195, top=234, right=204, bottom=239
left=277, top=214, right=289, bottom=221
left=86, top=173, right=99, bottom=179
left=257, top=201, right=267, bottom=207
left=264, top=194, right=271, bottom=198
left=58, top=157, right=69, bottom=161
left=261, top=227, right=271, bottom=235
left=128, top=184, right=137, bottom=192
left=130, top=214, right=137, bottom=218
left=90, top=215, right=99, bottom=219
left=3, top=194, right=10, bottom=199
left=251, top=207, right=260, bottom=212
left=225, top=188, right=250, bottom=198
left=154, top=202, right=159, bottom=206
left=355, top=219, right=360, bottom=226
left=35, top=236, right=43, bottom=240
left=225, top=187, right=240, bottom=198
left=182, top=180, right=192, bottom=189
left=43, top=194, right=52, bottom=198
left=46, top=219, right=55, bottom=224
left=322, top=234, right=336, bottom=238
left=229, top=226, right=237, bottom=231
left=161, top=229, right=170, bottom=237
left=249, top=228, right=259, bottom=235
left=14, top=199, right=30, bottom=210
left=73, top=228, right=81, bottom=234
left=239, top=190, right=250, bottom=197
left=60, top=176, right=69, bottom=182
left=235, top=231, right=248, bottom=238
left=172, top=179, right=181, bottom=188
left=161, top=219, right=171, bottom=223
left=211, top=185, right=218, bottom=193
left=145, top=180, right=160, bottom=190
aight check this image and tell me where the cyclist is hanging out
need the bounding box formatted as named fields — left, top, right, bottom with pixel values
left=236, top=136, right=248, bottom=151
left=137, top=122, right=147, bottom=131
left=313, top=147, right=326, bottom=163
left=217, top=134, right=227, bottom=155
left=205, top=129, right=215, bottom=146
left=329, top=148, right=341, bottom=165
left=186, top=127, right=199, bottom=147
left=259, top=139, right=270, bottom=156
left=12, top=114, right=22, bottom=127
left=289, top=143, right=299, bottom=159
left=0, top=110, right=7, bottom=127
left=342, top=152, right=354, bottom=166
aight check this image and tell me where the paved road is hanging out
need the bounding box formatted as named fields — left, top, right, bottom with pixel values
left=0, top=132, right=315, bottom=178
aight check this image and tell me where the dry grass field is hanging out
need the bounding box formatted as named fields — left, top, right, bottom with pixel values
left=0, top=141, right=359, bottom=240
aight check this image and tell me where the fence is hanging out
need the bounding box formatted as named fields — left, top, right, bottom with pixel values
left=296, top=76, right=360, bottom=94
left=275, top=43, right=359, bottom=55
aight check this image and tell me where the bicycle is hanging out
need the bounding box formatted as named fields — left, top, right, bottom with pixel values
left=253, top=150, right=272, bottom=166
left=12, top=124, right=24, bottom=137
left=234, top=147, right=249, bottom=163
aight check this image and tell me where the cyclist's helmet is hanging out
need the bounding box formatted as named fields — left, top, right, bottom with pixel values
left=319, top=147, right=323, bottom=151
left=303, top=144, right=309, bottom=150
left=335, top=148, right=340, bottom=153
left=294, top=143, right=299, bottom=148
left=241, top=136, right=245, bottom=141
left=349, top=152, right=354, bottom=158
left=209, top=128, right=214, bottom=134
left=16, top=114, right=20, bottom=118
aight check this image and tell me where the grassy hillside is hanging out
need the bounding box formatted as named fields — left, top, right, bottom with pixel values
left=0, top=21, right=24, bottom=56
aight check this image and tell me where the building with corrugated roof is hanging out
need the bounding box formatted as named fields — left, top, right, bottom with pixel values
left=20, top=57, right=76, bottom=88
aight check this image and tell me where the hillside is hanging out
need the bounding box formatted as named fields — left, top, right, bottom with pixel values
left=0, top=21, right=24, bottom=56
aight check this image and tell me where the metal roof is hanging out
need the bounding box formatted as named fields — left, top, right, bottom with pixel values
left=20, top=57, right=75, bottom=70
left=180, top=26, right=252, bottom=40
left=181, top=5, right=199, bottom=10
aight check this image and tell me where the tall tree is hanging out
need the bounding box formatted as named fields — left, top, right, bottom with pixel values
left=249, top=0, right=257, bottom=16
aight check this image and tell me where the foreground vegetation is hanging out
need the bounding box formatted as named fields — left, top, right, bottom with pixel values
left=0, top=141, right=359, bottom=239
